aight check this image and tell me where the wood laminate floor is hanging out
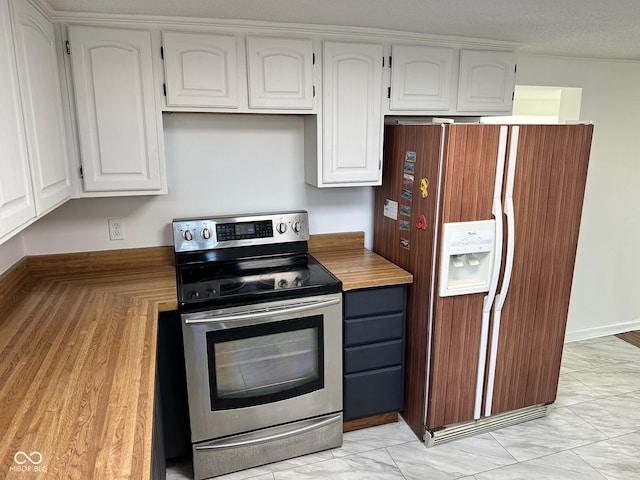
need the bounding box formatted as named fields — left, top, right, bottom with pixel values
left=616, top=330, right=640, bottom=348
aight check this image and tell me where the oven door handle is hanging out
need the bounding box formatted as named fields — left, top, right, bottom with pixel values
left=194, top=413, right=342, bottom=451
left=183, top=297, right=341, bottom=325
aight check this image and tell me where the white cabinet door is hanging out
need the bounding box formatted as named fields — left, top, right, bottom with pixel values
left=322, top=41, right=383, bottom=185
left=246, top=36, right=314, bottom=109
left=457, top=50, right=516, bottom=113
left=68, top=25, right=165, bottom=193
left=0, top=0, right=35, bottom=240
left=10, top=0, right=71, bottom=214
left=163, top=31, right=239, bottom=108
left=389, top=44, right=454, bottom=111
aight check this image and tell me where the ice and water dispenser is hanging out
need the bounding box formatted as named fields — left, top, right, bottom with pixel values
left=439, top=220, right=496, bottom=297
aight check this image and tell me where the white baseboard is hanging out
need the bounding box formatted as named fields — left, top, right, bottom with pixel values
left=565, top=318, right=640, bottom=343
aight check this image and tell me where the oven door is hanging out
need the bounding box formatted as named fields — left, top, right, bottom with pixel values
left=181, top=292, right=343, bottom=443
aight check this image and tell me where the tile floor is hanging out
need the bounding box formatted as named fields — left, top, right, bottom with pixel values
left=167, top=334, right=640, bottom=480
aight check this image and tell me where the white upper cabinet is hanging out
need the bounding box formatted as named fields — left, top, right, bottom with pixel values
left=457, top=49, right=516, bottom=112
left=0, top=0, right=35, bottom=240
left=246, top=36, right=314, bottom=109
left=10, top=0, right=71, bottom=214
left=321, top=41, right=383, bottom=186
left=162, top=31, right=239, bottom=108
left=389, top=44, right=454, bottom=111
left=67, top=25, right=166, bottom=194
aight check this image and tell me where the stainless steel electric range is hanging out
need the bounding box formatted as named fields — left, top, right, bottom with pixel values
left=172, top=211, right=343, bottom=479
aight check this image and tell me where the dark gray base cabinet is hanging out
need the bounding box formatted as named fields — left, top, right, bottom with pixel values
left=343, top=285, right=407, bottom=422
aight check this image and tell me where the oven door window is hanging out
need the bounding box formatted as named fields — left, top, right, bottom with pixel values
left=206, top=315, right=324, bottom=410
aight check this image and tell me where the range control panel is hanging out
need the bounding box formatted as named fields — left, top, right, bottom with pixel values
left=173, top=211, right=309, bottom=252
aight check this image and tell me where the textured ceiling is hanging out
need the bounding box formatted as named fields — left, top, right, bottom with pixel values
left=45, top=0, right=640, bottom=60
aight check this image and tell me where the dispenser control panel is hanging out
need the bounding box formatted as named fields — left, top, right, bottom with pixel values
left=449, top=228, right=494, bottom=255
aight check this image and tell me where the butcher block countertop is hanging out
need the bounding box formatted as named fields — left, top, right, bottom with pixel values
left=0, top=233, right=410, bottom=479
left=308, top=232, right=413, bottom=290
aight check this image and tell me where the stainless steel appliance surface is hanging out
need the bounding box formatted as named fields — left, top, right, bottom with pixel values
left=172, top=211, right=344, bottom=479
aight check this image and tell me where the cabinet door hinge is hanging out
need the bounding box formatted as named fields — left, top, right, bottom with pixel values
left=313, top=85, right=316, bottom=97
left=389, top=56, right=392, bottom=67
left=312, top=52, right=315, bottom=65
left=160, top=46, right=164, bottom=59
left=387, top=87, right=391, bottom=99
left=79, top=166, right=83, bottom=178
left=163, top=83, right=167, bottom=97
left=65, top=40, right=70, bottom=55
left=512, top=91, right=515, bottom=101
left=379, top=159, right=382, bottom=170
left=382, top=57, right=384, bottom=67
left=514, top=64, right=517, bottom=73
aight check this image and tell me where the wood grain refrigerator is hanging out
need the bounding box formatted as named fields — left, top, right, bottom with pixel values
left=373, top=123, right=593, bottom=444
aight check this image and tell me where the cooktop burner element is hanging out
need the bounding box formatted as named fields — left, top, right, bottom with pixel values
left=172, top=211, right=342, bottom=311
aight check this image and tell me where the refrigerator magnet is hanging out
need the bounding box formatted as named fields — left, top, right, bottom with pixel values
left=401, top=189, right=413, bottom=201
left=400, top=205, right=411, bottom=217
left=399, top=220, right=410, bottom=231
left=403, top=174, right=414, bottom=185
left=383, top=199, right=399, bottom=220
left=405, top=151, right=416, bottom=162
left=400, top=238, right=410, bottom=250
left=403, top=162, right=415, bottom=175
left=420, top=178, right=429, bottom=198
left=416, top=214, right=427, bottom=230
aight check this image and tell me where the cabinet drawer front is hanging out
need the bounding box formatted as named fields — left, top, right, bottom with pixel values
left=344, top=366, right=403, bottom=421
left=344, top=339, right=403, bottom=374
left=344, top=312, right=403, bottom=346
left=344, top=286, right=405, bottom=318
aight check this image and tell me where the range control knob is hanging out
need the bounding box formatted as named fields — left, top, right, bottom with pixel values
left=183, top=229, right=194, bottom=241
left=189, top=290, right=200, bottom=300
left=292, top=221, right=302, bottom=234
left=278, top=279, right=288, bottom=289
left=276, top=222, right=287, bottom=234
left=201, top=228, right=212, bottom=239
left=205, top=288, right=217, bottom=297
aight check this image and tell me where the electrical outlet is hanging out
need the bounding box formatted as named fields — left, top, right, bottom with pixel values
left=108, top=218, right=125, bottom=240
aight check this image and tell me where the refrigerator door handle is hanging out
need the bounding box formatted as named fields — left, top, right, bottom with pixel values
left=474, top=125, right=508, bottom=419
left=485, top=125, right=519, bottom=418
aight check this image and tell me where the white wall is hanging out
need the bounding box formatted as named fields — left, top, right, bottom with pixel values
left=516, top=54, right=640, bottom=340
left=20, top=114, right=374, bottom=255
left=0, top=234, right=25, bottom=274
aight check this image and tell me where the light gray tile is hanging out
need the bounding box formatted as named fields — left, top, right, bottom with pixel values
left=333, top=420, right=419, bottom=458
left=474, top=450, right=606, bottom=480
left=214, top=467, right=275, bottom=480
left=387, top=433, right=516, bottom=480
left=570, top=362, right=640, bottom=396
left=554, top=373, right=603, bottom=407
left=273, top=448, right=404, bottom=480
left=564, top=336, right=640, bottom=367
left=490, top=407, right=607, bottom=462
left=627, top=389, right=640, bottom=400
left=574, top=431, right=640, bottom=480
left=560, top=348, right=595, bottom=374
left=569, top=393, right=640, bottom=437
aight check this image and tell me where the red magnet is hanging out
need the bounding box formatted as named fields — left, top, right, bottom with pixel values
left=416, top=214, right=427, bottom=230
